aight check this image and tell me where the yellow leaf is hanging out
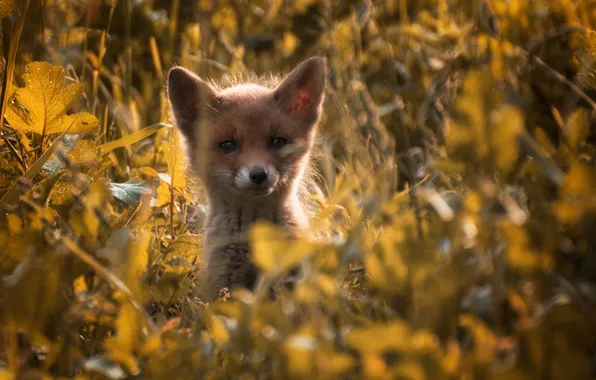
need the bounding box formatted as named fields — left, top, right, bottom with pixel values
left=562, top=161, right=596, bottom=197
left=16, top=130, right=32, bottom=152
left=493, top=105, right=524, bottom=173
left=318, top=352, right=355, bottom=376
left=0, top=368, right=15, bottom=380
left=446, top=69, right=522, bottom=174
left=154, top=181, right=171, bottom=207
left=394, top=361, right=426, bottom=380
left=83, top=180, right=109, bottom=238
left=73, top=275, right=88, bottom=294
left=250, top=222, right=313, bottom=275
left=294, top=0, right=320, bottom=14
left=139, top=166, right=161, bottom=178
left=208, top=315, right=230, bottom=345
left=164, top=127, right=187, bottom=190
left=5, top=62, right=98, bottom=135
left=211, top=6, right=238, bottom=39
left=69, top=139, right=98, bottom=164
left=345, top=321, right=411, bottom=354
left=441, top=340, right=462, bottom=375
left=105, top=228, right=150, bottom=367
left=98, top=123, right=167, bottom=154
left=362, top=354, right=391, bottom=379
left=459, top=314, right=496, bottom=365
left=502, top=225, right=551, bottom=272
left=565, top=108, right=590, bottom=152
left=0, top=0, right=13, bottom=19
left=7, top=213, right=22, bottom=234
left=281, top=32, right=299, bottom=57
left=284, top=334, right=317, bottom=376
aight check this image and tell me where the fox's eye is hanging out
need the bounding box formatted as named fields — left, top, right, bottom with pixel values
left=219, top=140, right=236, bottom=153
left=271, top=137, right=287, bottom=149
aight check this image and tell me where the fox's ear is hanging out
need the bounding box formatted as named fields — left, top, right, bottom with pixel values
left=167, top=66, right=217, bottom=143
left=274, top=56, right=326, bottom=124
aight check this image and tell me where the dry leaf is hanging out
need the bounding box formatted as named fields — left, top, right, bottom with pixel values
left=5, top=62, right=98, bottom=135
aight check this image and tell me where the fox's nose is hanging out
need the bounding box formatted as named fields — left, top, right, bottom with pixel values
left=249, top=166, right=268, bottom=184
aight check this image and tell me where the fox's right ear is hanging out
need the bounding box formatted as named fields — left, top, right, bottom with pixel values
left=167, top=67, right=217, bottom=143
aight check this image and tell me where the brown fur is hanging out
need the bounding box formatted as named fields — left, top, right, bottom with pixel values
left=167, top=57, right=327, bottom=301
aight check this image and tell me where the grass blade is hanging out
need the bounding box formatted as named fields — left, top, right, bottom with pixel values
left=0, top=0, right=30, bottom=136
left=98, top=123, right=169, bottom=154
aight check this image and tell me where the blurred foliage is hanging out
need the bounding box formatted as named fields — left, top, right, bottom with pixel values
left=1, top=0, right=596, bottom=379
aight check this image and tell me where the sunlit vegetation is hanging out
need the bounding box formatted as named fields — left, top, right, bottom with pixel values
left=1, top=0, right=596, bottom=378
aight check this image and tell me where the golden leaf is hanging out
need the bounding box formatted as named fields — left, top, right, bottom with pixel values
left=554, top=161, right=596, bottom=223
left=250, top=222, right=313, bottom=275
left=446, top=69, right=523, bottom=174
left=362, top=354, right=391, bottom=379
left=565, top=108, right=590, bottom=152
left=284, top=334, right=317, bottom=376
left=208, top=315, right=230, bottom=345
left=83, top=180, right=109, bottom=238
left=105, top=228, right=150, bottom=369
left=459, top=314, right=496, bottom=365
left=502, top=225, right=551, bottom=272
left=69, top=139, right=99, bottom=164
left=441, top=340, right=462, bottom=375
left=345, top=321, right=411, bottom=354
left=164, top=127, right=187, bottom=190
left=211, top=6, right=238, bottom=39
left=154, top=181, right=171, bottom=207
left=281, top=32, right=299, bottom=57
left=7, top=213, right=22, bottom=234
left=5, top=62, right=98, bottom=135
left=318, top=352, right=355, bottom=376
left=0, top=0, right=13, bottom=19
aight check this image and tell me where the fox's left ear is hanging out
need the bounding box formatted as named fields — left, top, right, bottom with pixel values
left=274, top=56, right=326, bottom=124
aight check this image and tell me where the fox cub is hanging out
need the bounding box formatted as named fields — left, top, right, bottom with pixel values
left=167, top=57, right=326, bottom=301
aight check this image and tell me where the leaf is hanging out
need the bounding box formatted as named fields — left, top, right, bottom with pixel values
left=502, top=225, right=551, bottom=272
left=284, top=334, right=317, bottom=376
left=104, top=228, right=150, bottom=371
left=0, top=0, right=13, bottom=19
left=98, top=123, right=167, bottom=154
left=0, top=123, right=76, bottom=206
left=41, top=134, right=80, bottom=175
left=208, top=315, right=230, bottom=345
left=69, top=138, right=99, bottom=164
left=345, top=321, right=411, bottom=354
left=459, top=314, right=496, bottom=366
left=109, top=181, right=151, bottom=204
left=281, top=32, right=299, bottom=57
left=7, top=213, right=22, bottom=234
left=211, top=6, right=238, bottom=40
left=83, top=355, right=127, bottom=380
left=153, top=180, right=171, bottom=207
left=84, top=180, right=110, bottom=238
left=5, top=62, right=98, bottom=135
left=160, top=126, right=188, bottom=190
left=250, top=222, right=313, bottom=275
left=553, top=161, right=596, bottom=223
left=565, top=108, right=590, bottom=152
left=446, top=69, right=523, bottom=174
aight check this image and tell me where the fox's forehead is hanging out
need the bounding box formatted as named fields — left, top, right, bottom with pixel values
left=219, top=84, right=272, bottom=99
left=213, top=84, right=283, bottom=133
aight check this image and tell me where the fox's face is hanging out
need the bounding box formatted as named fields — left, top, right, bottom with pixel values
left=167, top=57, right=326, bottom=199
